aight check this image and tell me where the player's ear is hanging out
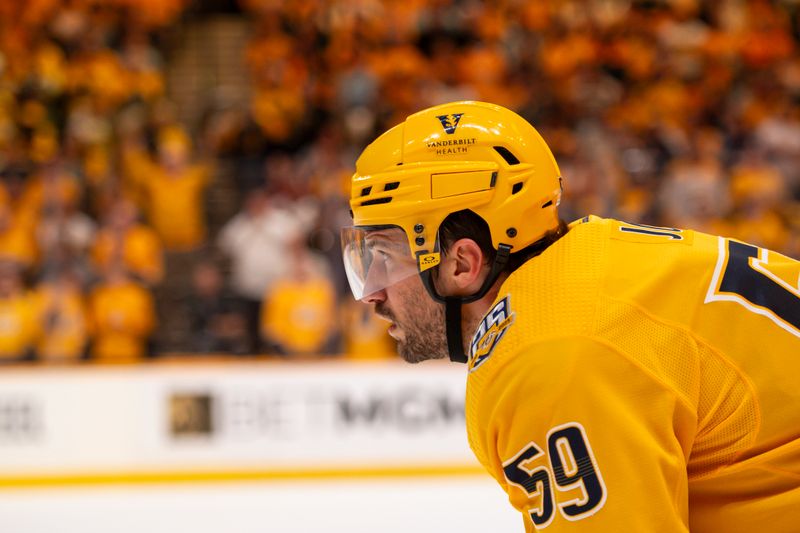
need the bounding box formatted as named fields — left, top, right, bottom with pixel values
left=442, top=238, right=488, bottom=293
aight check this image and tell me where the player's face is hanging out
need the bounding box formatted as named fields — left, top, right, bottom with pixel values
left=359, top=232, right=448, bottom=363
left=374, top=271, right=448, bottom=363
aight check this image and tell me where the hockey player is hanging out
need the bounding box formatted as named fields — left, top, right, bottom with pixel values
left=341, top=101, right=800, bottom=531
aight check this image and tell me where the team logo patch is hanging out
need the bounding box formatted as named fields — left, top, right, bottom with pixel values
left=436, top=113, right=463, bottom=134
left=469, top=296, right=514, bottom=372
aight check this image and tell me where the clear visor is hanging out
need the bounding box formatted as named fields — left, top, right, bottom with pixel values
left=341, top=226, right=420, bottom=300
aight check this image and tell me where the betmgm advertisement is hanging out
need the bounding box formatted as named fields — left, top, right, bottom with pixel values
left=0, top=363, right=478, bottom=482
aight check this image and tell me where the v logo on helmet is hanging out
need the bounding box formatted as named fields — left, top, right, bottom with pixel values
left=436, top=113, right=464, bottom=134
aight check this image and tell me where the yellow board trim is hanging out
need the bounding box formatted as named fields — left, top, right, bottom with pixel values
left=0, top=465, right=486, bottom=489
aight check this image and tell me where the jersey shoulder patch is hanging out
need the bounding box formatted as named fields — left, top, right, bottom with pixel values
left=469, top=295, right=514, bottom=372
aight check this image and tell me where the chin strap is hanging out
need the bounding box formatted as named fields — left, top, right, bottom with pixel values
left=445, top=298, right=467, bottom=362
left=421, top=244, right=512, bottom=364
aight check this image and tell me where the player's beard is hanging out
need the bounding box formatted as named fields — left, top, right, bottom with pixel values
left=375, top=286, right=448, bottom=364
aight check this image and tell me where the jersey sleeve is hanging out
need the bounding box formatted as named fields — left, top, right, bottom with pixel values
left=471, top=335, right=697, bottom=532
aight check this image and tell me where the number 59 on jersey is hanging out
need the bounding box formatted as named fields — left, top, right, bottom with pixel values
left=503, top=422, right=606, bottom=529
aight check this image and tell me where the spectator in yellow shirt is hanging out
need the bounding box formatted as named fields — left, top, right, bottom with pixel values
left=0, top=263, right=37, bottom=363
left=0, top=202, right=37, bottom=272
left=260, top=239, right=338, bottom=357
left=32, top=267, right=89, bottom=362
left=87, top=261, right=156, bottom=363
left=140, top=125, right=210, bottom=252
left=91, top=198, right=164, bottom=286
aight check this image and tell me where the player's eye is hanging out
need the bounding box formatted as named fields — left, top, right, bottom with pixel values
left=378, top=250, right=396, bottom=266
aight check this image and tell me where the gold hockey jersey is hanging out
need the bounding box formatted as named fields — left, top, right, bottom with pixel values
left=465, top=216, right=800, bottom=532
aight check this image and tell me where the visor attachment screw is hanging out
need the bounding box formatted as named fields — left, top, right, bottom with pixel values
left=414, top=224, right=424, bottom=234
left=506, top=227, right=517, bottom=238
left=415, top=237, right=425, bottom=246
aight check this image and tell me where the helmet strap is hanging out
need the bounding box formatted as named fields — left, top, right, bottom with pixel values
left=421, top=244, right=512, bottom=363
left=445, top=298, right=467, bottom=363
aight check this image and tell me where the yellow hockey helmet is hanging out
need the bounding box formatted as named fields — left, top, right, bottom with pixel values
left=342, top=101, right=562, bottom=301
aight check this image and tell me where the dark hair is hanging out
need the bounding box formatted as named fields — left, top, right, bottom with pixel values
left=439, top=210, right=569, bottom=273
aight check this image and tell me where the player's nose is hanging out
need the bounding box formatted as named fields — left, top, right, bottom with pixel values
left=361, top=287, right=386, bottom=304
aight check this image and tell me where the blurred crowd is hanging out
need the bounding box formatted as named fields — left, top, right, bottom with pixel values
left=0, top=0, right=798, bottom=364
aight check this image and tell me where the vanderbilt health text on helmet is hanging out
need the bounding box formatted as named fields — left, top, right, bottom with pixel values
left=342, top=101, right=562, bottom=301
